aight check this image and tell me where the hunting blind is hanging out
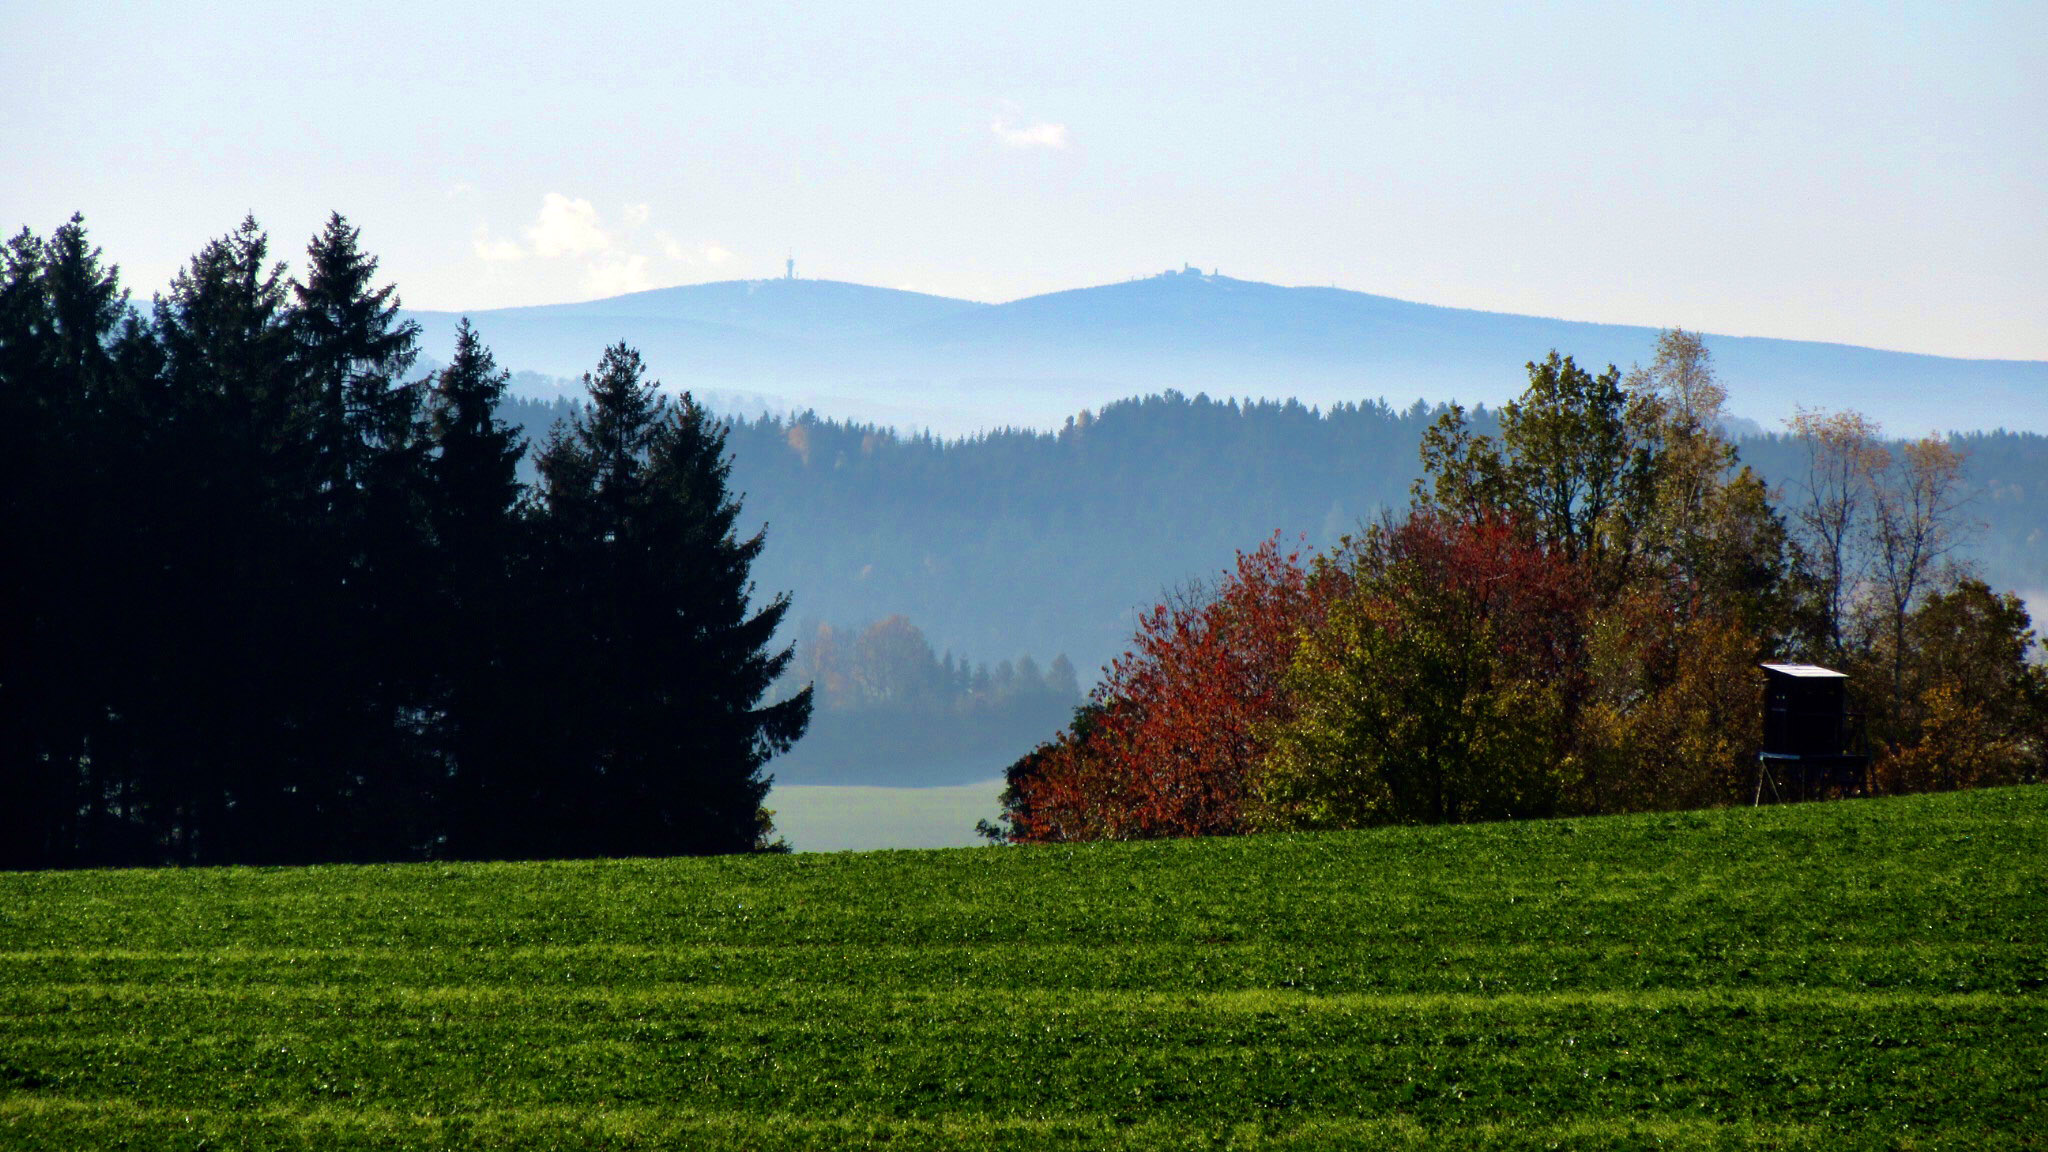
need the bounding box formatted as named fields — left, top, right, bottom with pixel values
left=1756, top=663, right=1866, bottom=803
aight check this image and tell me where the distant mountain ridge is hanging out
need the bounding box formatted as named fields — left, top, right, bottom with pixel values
left=466, top=278, right=985, bottom=339
left=407, top=271, right=2048, bottom=435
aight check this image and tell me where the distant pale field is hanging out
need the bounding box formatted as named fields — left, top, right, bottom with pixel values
left=767, top=778, right=1005, bottom=852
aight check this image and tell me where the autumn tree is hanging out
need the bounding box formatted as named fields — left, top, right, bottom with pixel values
left=1407, top=334, right=1798, bottom=814
left=1253, top=513, right=1581, bottom=829
left=1006, top=333, right=1818, bottom=842
left=848, top=616, right=947, bottom=708
left=1417, top=352, right=1638, bottom=568
left=1785, top=409, right=1888, bottom=656
left=1498, top=352, right=1638, bottom=567
left=1576, top=590, right=1766, bottom=813
left=1785, top=411, right=1980, bottom=770
left=1863, top=435, right=1973, bottom=731
left=1627, top=330, right=1738, bottom=597
left=1876, top=580, right=2046, bottom=791
left=993, top=537, right=1334, bottom=842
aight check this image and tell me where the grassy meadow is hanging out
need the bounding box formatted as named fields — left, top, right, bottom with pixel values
left=0, top=786, right=2043, bottom=1150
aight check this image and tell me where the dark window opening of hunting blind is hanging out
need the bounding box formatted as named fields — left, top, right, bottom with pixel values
left=1756, top=663, right=1866, bottom=803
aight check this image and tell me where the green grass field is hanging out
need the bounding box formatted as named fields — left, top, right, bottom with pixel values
left=1, top=787, right=2043, bottom=1150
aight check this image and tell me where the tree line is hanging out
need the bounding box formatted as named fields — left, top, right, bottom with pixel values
left=0, top=214, right=806, bottom=869
left=767, top=616, right=1082, bottom=786
left=788, top=616, right=1080, bottom=713
left=988, top=332, right=2047, bottom=841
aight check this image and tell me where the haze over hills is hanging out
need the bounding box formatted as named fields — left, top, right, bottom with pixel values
left=409, top=269, right=2048, bottom=437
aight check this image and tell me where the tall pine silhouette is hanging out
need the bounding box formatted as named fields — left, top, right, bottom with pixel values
left=424, top=320, right=530, bottom=858
left=152, top=217, right=321, bottom=863
left=0, top=219, right=141, bottom=865
left=530, top=344, right=810, bottom=856
left=291, top=213, right=434, bottom=859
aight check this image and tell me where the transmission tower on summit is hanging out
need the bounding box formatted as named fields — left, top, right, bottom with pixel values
left=785, top=255, right=795, bottom=280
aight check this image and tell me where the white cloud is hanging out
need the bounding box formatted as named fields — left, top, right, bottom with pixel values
left=991, top=118, right=1069, bottom=149
left=525, top=193, right=611, bottom=258
left=653, top=232, right=734, bottom=266
left=582, top=253, right=652, bottom=298
left=471, top=226, right=523, bottom=263
left=471, top=195, right=714, bottom=295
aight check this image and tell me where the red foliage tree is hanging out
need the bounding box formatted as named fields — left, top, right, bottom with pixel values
left=1370, top=510, right=1588, bottom=687
left=1252, top=511, right=1592, bottom=830
left=999, top=536, right=1341, bottom=842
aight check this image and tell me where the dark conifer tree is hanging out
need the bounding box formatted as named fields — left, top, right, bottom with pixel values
left=632, top=388, right=812, bottom=851
left=529, top=344, right=809, bottom=856
left=291, top=214, right=432, bottom=858
left=0, top=226, right=68, bottom=868
left=423, top=320, right=529, bottom=857
left=294, top=212, right=422, bottom=507
left=428, top=321, right=525, bottom=537
left=39, top=218, right=149, bottom=861
left=150, top=217, right=316, bottom=863
left=0, top=218, right=154, bottom=866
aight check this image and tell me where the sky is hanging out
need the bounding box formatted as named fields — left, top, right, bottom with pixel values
left=4, top=1, right=2043, bottom=360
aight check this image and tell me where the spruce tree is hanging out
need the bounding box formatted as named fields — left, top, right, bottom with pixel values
left=2, top=220, right=813, bottom=866
left=39, top=219, right=149, bottom=862
left=530, top=344, right=809, bottom=856
left=423, top=320, right=529, bottom=857
left=152, top=217, right=316, bottom=863
left=0, top=226, right=69, bottom=867
left=633, top=388, right=811, bottom=852
left=294, top=212, right=421, bottom=507
left=292, top=214, right=433, bottom=858
left=0, top=218, right=157, bottom=866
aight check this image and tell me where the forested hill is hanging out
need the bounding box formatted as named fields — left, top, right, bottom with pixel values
left=502, top=391, right=2048, bottom=684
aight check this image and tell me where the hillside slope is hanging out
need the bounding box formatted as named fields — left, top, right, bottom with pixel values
left=2, top=786, right=2042, bottom=1149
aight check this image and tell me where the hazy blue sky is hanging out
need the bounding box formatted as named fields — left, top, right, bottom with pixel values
left=4, top=1, right=2041, bottom=358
